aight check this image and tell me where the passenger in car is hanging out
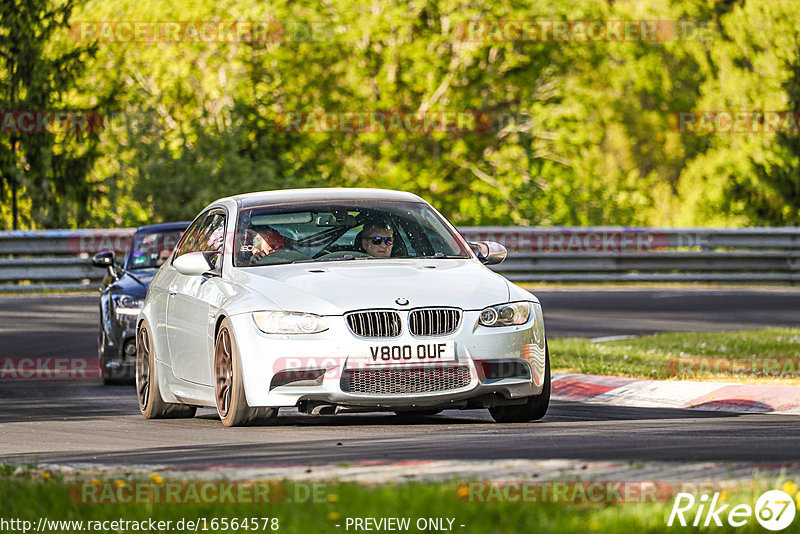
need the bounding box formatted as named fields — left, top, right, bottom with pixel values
left=248, top=227, right=286, bottom=264
left=357, top=219, right=394, bottom=258
left=156, top=249, right=172, bottom=266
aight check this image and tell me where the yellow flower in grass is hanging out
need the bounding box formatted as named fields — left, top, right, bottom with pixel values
left=41, top=471, right=51, bottom=480
left=719, top=491, right=729, bottom=502
left=150, top=473, right=164, bottom=484
left=327, top=494, right=339, bottom=503
left=795, top=491, right=800, bottom=509
left=456, top=486, right=470, bottom=499
left=114, top=480, right=127, bottom=488
left=328, top=512, right=340, bottom=521
left=782, top=481, right=798, bottom=496
left=91, top=479, right=102, bottom=486
left=589, top=521, right=600, bottom=531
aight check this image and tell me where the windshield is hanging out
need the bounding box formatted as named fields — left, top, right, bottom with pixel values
left=128, top=230, right=184, bottom=270
left=233, top=201, right=470, bottom=267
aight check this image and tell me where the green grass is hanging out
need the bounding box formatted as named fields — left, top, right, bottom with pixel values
left=550, top=328, right=800, bottom=383
left=1, top=472, right=798, bottom=533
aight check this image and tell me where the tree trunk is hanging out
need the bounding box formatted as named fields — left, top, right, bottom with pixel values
left=11, top=179, right=18, bottom=230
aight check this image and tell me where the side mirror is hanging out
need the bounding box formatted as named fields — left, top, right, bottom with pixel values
left=92, top=250, right=118, bottom=281
left=470, top=241, right=507, bottom=266
left=173, top=252, right=219, bottom=276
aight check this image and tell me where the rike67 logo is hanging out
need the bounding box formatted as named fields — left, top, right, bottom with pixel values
left=668, top=489, right=796, bottom=530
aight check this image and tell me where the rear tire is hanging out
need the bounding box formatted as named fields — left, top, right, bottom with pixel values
left=215, top=318, right=277, bottom=427
left=489, top=342, right=550, bottom=423
left=136, top=323, right=196, bottom=419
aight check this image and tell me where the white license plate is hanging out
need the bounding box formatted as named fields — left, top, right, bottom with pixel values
left=362, top=341, right=455, bottom=366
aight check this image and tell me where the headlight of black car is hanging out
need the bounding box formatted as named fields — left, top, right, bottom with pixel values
left=112, top=295, right=143, bottom=319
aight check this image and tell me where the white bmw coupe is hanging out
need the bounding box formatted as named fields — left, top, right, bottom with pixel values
left=136, top=188, right=549, bottom=426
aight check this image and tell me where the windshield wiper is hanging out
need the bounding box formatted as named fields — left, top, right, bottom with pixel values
left=292, top=254, right=363, bottom=264
left=413, top=253, right=466, bottom=259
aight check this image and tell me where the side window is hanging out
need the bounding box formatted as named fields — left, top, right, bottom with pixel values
left=174, top=211, right=226, bottom=259
left=194, top=212, right=225, bottom=253
left=174, top=213, right=210, bottom=259
left=201, top=213, right=226, bottom=268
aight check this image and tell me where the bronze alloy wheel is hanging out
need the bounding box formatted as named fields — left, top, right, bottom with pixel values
left=214, top=318, right=277, bottom=426
left=136, top=324, right=151, bottom=410
left=214, top=326, right=234, bottom=418
left=135, top=321, right=197, bottom=419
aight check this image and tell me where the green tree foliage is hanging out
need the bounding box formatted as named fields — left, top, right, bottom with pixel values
left=2, top=0, right=800, bottom=228
left=750, top=44, right=800, bottom=224
left=0, top=0, right=107, bottom=229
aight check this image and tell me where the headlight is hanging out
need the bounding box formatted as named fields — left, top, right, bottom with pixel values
left=252, top=311, right=328, bottom=334
left=112, top=295, right=143, bottom=317
left=478, top=301, right=531, bottom=327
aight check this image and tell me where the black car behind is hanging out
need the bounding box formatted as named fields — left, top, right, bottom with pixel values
left=92, top=222, right=189, bottom=384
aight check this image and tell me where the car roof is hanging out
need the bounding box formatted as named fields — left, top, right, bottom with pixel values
left=231, top=188, right=426, bottom=209
left=134, top=222, right=191, bottom=233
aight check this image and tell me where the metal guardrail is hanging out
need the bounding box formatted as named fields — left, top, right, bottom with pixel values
left=0, top=227, right=799, bottom=291
left=460, top=227, right=800, bottom=283
left=0, top=229, right=133, bottom=292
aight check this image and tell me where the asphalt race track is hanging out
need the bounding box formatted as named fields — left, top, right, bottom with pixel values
left=0, top=289, right=799, bottom=469
left=2, top=380, right=800, bottom=467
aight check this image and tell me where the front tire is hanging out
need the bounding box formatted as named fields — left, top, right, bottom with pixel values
left=489, top=342, right=550, bottom=423
left=215, top=318, right=277, bottom=427
left=136, top=323, right=196, bottom=419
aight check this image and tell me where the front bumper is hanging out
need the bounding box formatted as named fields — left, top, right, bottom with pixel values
left=230, top=306, right=546, bottom=410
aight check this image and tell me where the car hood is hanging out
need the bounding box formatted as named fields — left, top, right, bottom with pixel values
left=108, top=270, right=155, bottom=298
left=231, top=259, right=511, bottom=315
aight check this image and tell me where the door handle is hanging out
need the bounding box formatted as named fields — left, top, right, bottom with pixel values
left=168, top=285, right=178, bottom=295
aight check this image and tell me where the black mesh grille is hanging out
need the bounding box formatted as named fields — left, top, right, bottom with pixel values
left=340, top=366, right=472, bottom=394
left=409, top=308, right=461, bottom=337
left=346, top=311, right=402, bottom=338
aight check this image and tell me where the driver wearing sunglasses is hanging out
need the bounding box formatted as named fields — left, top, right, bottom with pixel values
left=359, top=220, right=394, bottom=258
